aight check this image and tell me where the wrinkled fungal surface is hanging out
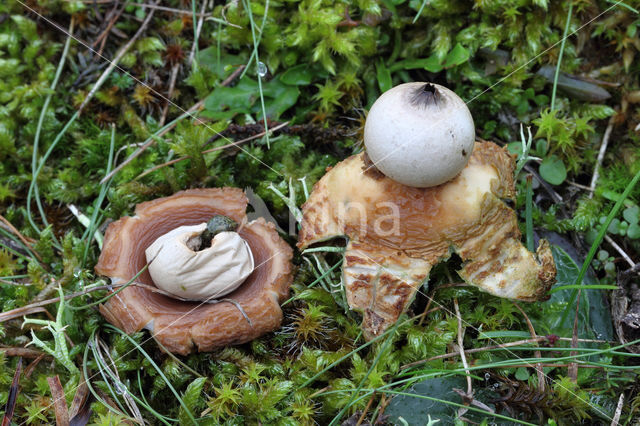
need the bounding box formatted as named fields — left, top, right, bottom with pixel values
left=298, top=142, right=556, bottom=339
left=95, top=188, right=293, bottom=355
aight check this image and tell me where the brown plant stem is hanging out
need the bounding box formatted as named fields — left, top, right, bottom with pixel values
left=78, top=0, right=158, bottom=114
left=0, top=214, right=40, bottom=261
left=513, top=302, right=545, bottom=392
left=159, top=63, right=179, bottom=126
left=568, top=289, right=581, bottom=382
left=48, top=376, right=70, bottom=426
left=1, top=358, right=22, bottom=426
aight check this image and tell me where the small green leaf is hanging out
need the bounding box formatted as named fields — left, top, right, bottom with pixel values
left=515, top=367, right=530, bottom=381
left=391, top=54, right=443, bottom=73
left=280, top=64, right=313, bottom=85
left=443, top=43, right=470, bottom=68
left=607, top=218, right=621, bottom=234
left=628, top=223, right=640, bottom=239
left=507, top=142, right=522, bottom=156
left=623, top=205, right=640, bottom=224
left=376, top=60, right=392, bottom=93
left=539, top=155, right=566, bottom=185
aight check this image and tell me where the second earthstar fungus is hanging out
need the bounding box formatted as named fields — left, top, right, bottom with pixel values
left=94, top=188, right=293, bottom=355
left=298, top=142, right=557, bottom=339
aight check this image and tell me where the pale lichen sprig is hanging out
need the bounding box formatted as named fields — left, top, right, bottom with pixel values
left=22, top=286, right=79, bottom=376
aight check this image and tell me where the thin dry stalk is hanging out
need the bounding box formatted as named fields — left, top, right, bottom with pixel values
left=418, top=282, right=467, bottom=326
left=568, top=289, right=582, bottom=382
left=2, top=306, right=55, bottom=323
left=135, top=121, right=289, bottom=179
left=101, top=98, right=204, bottom=183
left=513, top=302, right=545, bottom=392
left=24, top=353, right=47, bottom=378
left=33, top=278, right=61, bottom=304
left=47, top=376, right=70, bottom=426
left=125, top=2, right=212, bottom=16
left=159, top=63, right=180, bottom=126
left=604, top=235, right=636, bottom=268
left=454, top=298, right=473, bottom=420
left=93, top=2, right=125, bottom=58
left=1, top=280, right=249, bottom=323
left=0, top=214, right=40, bottom=260
left=611, top=393, right=624, bottom=426
left=1, top=358, right=22, bottom=426
left=78, top=1, right=158, bottom=114
left=94, top=334, right=145, bottom=423
left=101, top=63, right=245, bottom=184
left=356, top=392, right=376, bottom=426
left=0, top=346, right=47, bottom=359
left=400, top=337, right=548, bottom=370
left=589, top=117, right=615, bottom=198
left=188, top=0, right=209, bottom=67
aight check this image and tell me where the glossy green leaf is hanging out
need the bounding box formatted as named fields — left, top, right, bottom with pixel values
left=542, top=243, right=613, bottom=342
left=280, top=64, right=313, bottom=85
left=204, top=77, right=299, bottom=120
left=391, top=54, right=442, bottom=73
left=443, top=43, right=470, bottom=68
left=376, top=60, right=392, bottom=92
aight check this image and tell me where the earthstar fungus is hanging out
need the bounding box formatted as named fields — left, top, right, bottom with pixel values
left=298, top=142, right=556, bottom=339
left=95, top=188, right=293, bottom=355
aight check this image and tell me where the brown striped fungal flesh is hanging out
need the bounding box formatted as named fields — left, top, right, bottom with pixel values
left=95, top=188, right=293, bottom=355
left=298, top=142, right=556, bottom=340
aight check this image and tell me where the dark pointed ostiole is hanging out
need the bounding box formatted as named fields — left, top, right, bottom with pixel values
left=411, top=83, right=440, bottom=107
left=1, top=357, right=22, bottom=426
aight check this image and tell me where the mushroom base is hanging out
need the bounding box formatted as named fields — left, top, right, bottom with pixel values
left=95, top=188, right=293, bottom=355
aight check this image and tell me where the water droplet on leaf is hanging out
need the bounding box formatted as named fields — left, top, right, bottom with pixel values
left=257, top=61, right=267, bottom=78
